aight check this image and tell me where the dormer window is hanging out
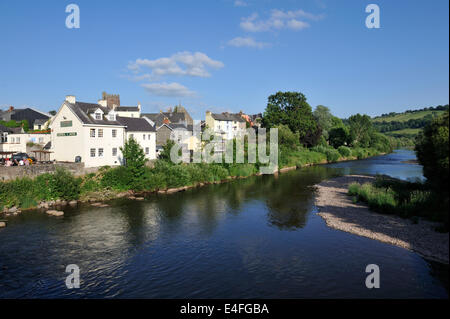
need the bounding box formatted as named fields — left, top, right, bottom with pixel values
left=108, top=112, right=116, bottom=121
left=91, top=108, right=104, bottom=120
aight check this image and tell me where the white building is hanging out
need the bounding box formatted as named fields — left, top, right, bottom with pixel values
left=205, top=111, right=247, bottom=140
left=0, top=126, right=51, bottom=154
left=49, top=96, right=156, bottom=167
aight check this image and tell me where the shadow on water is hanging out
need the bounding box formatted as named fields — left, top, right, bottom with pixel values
left=0, top=150, right=447, bottom=298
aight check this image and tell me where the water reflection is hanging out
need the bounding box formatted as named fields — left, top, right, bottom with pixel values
left=0, top=150, right=447, bottom=298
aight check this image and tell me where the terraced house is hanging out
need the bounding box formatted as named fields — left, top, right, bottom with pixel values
left=50, top=95, right=156, bottom=167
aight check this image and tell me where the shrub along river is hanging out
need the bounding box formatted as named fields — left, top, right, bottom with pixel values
left=0, top=149, right=448, bottom=298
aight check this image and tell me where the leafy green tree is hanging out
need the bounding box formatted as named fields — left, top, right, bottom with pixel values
left=262, top=91, right=322, bottom=147
left=328, top=126, right=351, bottom=148
left=49, top=110, right=57, bottom=116
left=348, top=113, right=373, bottom=147
left=120, top=137, right=147, bottom=189
left=159, top=139, right=176, bottom=161
left=313, top=105, right=333, bottom=139
left=415, top=112, right=449, bottom=191
left=275, top=124, right=300, bottom=149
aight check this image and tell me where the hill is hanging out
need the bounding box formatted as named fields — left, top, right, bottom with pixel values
left=372, top=105, right=448, bottom=138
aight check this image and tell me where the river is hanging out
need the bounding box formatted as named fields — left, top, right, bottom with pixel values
left=0, top=149, right=447, bottom=298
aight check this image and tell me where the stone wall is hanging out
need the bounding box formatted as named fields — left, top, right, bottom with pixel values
left=0, top=162, right=98, bottom=181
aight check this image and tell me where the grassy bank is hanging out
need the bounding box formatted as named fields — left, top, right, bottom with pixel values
left=1, top=146, right=391, bottom=211
left=348, top=175, right=448, bottom=230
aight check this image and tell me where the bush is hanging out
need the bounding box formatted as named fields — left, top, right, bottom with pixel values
left=337, top=146, right=351, bottom=157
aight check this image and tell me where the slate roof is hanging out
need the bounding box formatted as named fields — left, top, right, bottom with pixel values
left=66, top=102, right=124, bottom=126
left=34, top=118, right=48, bottom=125
left=116, top=116, right=155, bottom=132
left=115, top=106, right=139, bottom=112
left=210, top=112, right=245, bottom=122
left=141, top=112, right=186, bottom=126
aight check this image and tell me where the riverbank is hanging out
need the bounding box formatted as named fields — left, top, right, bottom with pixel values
left=1, top=151, right=388, bottom=217
left=315, top=175, right=449, bottom=264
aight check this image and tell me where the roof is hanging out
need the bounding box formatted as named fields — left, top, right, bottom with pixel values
left=210, top=112, right=245, bottom=122
left=117, top=116, right=156, bottom=132
left=141, top=112, right=186, bottom=126
left=65, top=101, right=124, bottom=126
left=115, top=106, right=139, bottom=112
left=34, top=118, right=48, bottom=125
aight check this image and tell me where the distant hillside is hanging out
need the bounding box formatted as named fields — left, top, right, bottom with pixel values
left=372, top=105, right=448, bottom=138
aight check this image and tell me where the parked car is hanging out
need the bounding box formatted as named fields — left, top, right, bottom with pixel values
left=11, top=153, right=36, bottom=165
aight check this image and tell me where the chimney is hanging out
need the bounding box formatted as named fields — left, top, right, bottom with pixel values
left=65, top=95, right=76, bottom=104
left=137, top=102, right=141, bottom=111
left=8, top=106, right=14, bottom=112
left=98, top=99, right=107, bottom=107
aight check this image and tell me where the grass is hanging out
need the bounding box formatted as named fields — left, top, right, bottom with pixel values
left=372, top=110, right=446, bottom=123
left=348, top=175, right=448, bottom=229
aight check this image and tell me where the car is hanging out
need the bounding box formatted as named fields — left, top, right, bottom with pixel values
left=11, top=153, right=37, bottom=165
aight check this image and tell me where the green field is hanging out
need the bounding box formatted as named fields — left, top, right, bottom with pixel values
left=373, top=110, right=446, bottom=123
left=384, top=128, right=421, bottom=137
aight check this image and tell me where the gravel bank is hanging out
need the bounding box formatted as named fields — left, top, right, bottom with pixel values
left=315, top=175, right=449, bottom=264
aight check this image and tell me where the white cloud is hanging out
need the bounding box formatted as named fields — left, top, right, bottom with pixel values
left=240, top=9, right=323, bottom=32
left=128, top=51, right=224, bottom=79
left=141, top=82, right=195, bottom=97
left=234, top=0, right=248, bottom=7
left=227, top=36, right=270, bottom=49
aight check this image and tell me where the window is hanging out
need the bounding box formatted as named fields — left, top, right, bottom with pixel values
left=90, top=148, right=96, bottom=157
left=37, top=125, right=42, bottom=130
left=112, top=148, right=117, bottom=156
left=39, top=137, right=44, bottom=143
left=112, top=129, right=117, bottom=138
left=148, top=134, right=151, bottom=139
left=95, top=112, right=102, bottom=120
left=145, top=147, right=149, bottom=155
left=11, top=137, right=15, bottom=143
left=129, top=134, right=134, bottom=139
left=98, top=129, right=103, bottom=138
left=143, top=134, right=146, bottom=140
left=16, top=137, right=20, bottom=143
left=98, top=148, right=104, bottom=157
left=90, top=129, right=95, bottom=137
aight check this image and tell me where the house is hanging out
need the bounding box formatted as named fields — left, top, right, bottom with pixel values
left=142, top=106, right=199, bottom=152
left=0, top=106, right=51, bottom=128
left=116, top=116, right=156, bottom=160
left=33, top=118, right=51, bottom=130
left=0, top=125, right=51, bottom=154
left=49, top=95, right=156, bottom=168
left=205, top=111, right=246, bottom=140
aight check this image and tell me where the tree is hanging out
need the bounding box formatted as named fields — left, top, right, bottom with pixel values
left=348, top=113, right=373, bottom=147
left=313, top=105, right=333, bottom=139
left=328, top=126, right=351, bottom=148
left=275, top=124, right=300, bottom=149
left=159, top=139, right=176, bottom=161
left=49, top=110, right=57, bottom=116
left=415, top=112, right=449, bottom=191
left=120, top=137, right=147, bottom=189
left=262, top=91, right=322, bottom=147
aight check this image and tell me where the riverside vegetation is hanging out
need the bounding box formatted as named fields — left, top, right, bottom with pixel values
left=1, top=91, right=396, bottom=211
left=348, top=111, right=449, bottom=230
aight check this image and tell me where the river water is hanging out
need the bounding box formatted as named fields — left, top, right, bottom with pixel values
left=0, top=150, right=448, bottom=298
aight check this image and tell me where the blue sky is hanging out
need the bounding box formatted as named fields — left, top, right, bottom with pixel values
left=0, top=0, right=448, bottom=119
